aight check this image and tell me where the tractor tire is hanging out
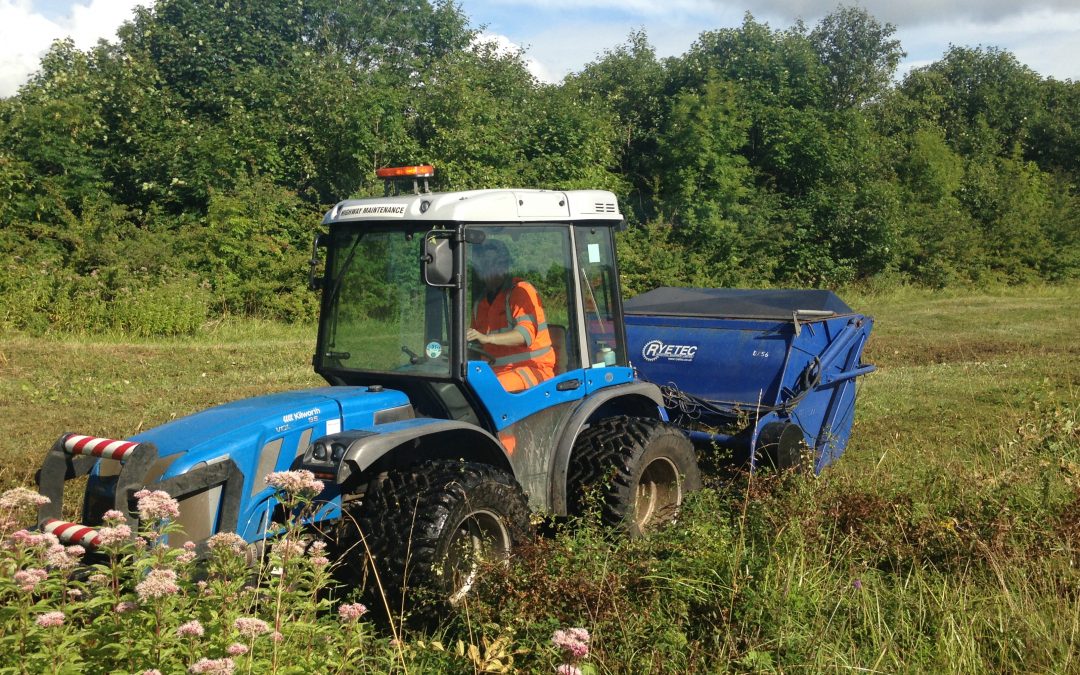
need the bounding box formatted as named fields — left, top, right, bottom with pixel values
left=335, top=460, right=530, bottom=621
left=568, top=416, right=701, bottom=537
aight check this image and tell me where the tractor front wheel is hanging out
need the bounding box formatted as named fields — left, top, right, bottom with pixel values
left=336, top=460, right=530, bottom=621
left=569, top=417, right=701, bottom=537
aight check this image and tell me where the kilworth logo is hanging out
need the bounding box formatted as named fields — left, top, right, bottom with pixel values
left=641, top=340, right=698, bottom=362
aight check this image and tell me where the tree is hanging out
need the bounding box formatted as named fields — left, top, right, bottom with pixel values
left=567, top=31, right=668, bottom=223
left=810, top=5, right=904, bottom=109
left=409, top=40, right=537, bottom=190
left=898, top=46, right=1041, bottom=156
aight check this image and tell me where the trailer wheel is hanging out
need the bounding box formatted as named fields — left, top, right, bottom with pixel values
left=568, top=417, right=701, bottom=537
left=755, top=421, right=811, bottom=473
left=335, top=460, right=530, bottom=620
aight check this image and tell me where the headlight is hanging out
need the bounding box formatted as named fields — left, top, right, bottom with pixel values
left=331, top=443, right=346, bottom=462
left=312, top=443, right=328, bottom=461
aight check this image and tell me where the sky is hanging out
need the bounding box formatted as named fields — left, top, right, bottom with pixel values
left=2, top=0, right=1079, bottom=97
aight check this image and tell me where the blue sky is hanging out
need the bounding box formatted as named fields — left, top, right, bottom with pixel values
left=2, top=0, right=1079, bottom=96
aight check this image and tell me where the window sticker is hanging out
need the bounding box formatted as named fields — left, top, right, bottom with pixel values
left=587, top=243, right=601, bottom=264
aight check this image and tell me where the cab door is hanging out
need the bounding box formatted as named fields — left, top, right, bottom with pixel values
left=463, top=224, right=586, bottom=507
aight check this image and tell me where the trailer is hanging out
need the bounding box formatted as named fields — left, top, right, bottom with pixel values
left=624, top=287, right=874, bottom=472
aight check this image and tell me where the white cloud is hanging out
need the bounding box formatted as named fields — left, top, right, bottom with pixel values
left=464, top=0, right=1080, bottom=83
left=0, top=0, right=150, bottom=97
left=894, top=8, right=1080, bottom=80
left=472, top=31, right=557, bottom=83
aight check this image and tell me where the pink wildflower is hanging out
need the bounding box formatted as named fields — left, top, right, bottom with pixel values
left=11, top=529, right=59, bottom=550
left=177, top=541, right=198, bottom=564
left=88, top=573, right=109, bottom=586
left=265, top=470, right=324, bottom=497
left=67, top=588, right=83, bottom=600
left=133, top=489, right=180, bottom=522
left=556, top=666, right=583, bottom=675
left=337, top=603, right=368, bottom=622
left=142, top=670, right=163, bottom=675
left=552, top=627, right=590, bottom=660
left=226, top=643, right=249, bottom=656
left=271, top=631, right=283, bottom=643
left=188, top=657, right=235, bottom=674
left=271, top=538, right=305, bottom=560
left=35, top=611, right=65, bottom=628
left=14, top=568, right=48, bottom=592
left=115, top=601, right=138, bottom=614
left=311, top=555, right=330, bottom=567
left=177, top=620, right=205, bottom=638
left=136, top=568, right=179, bottom=602
left=102, top=510, right=126, bottom=524
left=97, top=524, right=133, bottom=547
left=0, top=488, right=50, bottom=511
left=46, top=543, right=78, bottom=569
left=234, top=617, right=270, bottom=638
left=207, top=532, right=246, bottom=553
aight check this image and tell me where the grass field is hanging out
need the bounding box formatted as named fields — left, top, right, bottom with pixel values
left=1, top=284, right=1078, bottom=672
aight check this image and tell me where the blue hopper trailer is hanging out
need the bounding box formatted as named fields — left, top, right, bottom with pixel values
left=623, top=288, right=875, bottom=473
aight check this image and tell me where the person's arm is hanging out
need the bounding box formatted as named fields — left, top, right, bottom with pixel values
left=468, top=284, right=538, bottom=347
left=467, top=327, right=525, bottom=346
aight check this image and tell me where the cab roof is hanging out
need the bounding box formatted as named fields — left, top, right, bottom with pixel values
left=323, top=189, right=623, bottom=226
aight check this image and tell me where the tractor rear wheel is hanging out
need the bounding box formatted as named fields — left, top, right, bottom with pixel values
left=335, top=460, right=530, bottom=621
left=568, top=416, right=701, bottom=537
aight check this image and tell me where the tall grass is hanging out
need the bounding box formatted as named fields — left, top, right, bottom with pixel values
left=0, top=285, right=1077, bottom=672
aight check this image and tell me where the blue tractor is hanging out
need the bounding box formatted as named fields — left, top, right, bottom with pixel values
left=36, top=166, right=873, bottom=612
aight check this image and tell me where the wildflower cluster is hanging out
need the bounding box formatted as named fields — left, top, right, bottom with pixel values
left=0, top=487, right=50, bottom=512
left=134, top=489, right=182, bottom=523
left=265, top=470, right=324, bottom=499
left=136, top=568, right=180, bottom=602
left=337, top=602, right=368, bottom=622
left=552, top=627, right=591, bottom=674
left=0, top=485, right=382, bottom=673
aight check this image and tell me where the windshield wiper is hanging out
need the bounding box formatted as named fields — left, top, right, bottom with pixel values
left=326, top=235, right=363, bottom=308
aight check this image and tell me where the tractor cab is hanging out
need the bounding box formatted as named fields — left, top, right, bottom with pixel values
left=310, top=166, right=652, bottom=507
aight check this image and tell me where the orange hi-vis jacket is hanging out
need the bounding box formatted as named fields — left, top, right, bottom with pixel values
left=471, top=277, right=556, bottom=392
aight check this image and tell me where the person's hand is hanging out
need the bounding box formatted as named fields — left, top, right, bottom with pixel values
left=467, top=328, right=487, bottom=344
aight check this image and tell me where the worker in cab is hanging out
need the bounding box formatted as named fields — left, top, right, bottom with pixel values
left=467, top=239, right=556, bottom=392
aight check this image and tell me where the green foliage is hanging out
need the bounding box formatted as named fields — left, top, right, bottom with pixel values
left=809, top=5, right=905, bottom=109
left=199, top=177, right=322, bottom=320
left=1, top=1, right=1078, bottom=338
left=569, top=30, right=669, bottom=223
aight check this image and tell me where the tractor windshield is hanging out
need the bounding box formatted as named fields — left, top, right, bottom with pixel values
left=318, top=228, right=452, bottom=377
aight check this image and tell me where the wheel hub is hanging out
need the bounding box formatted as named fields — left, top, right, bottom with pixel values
left=445, top=509, right=511, bottom=605
left=635, top=457, right=682, bottom=530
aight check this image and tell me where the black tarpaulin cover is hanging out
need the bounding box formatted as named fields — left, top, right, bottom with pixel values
left=623, top=287, right=854, bottom=321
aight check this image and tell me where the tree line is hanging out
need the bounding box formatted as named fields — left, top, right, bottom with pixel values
left=1, top=0, right=1077, bottom=335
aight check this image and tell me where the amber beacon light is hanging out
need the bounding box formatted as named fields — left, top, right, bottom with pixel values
left=375, top=164, right=435, bottom=179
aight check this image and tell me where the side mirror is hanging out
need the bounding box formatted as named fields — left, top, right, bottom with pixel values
left=423, top=230, right=456, bottom=287
left=309, top=232, right=328, bottom=291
